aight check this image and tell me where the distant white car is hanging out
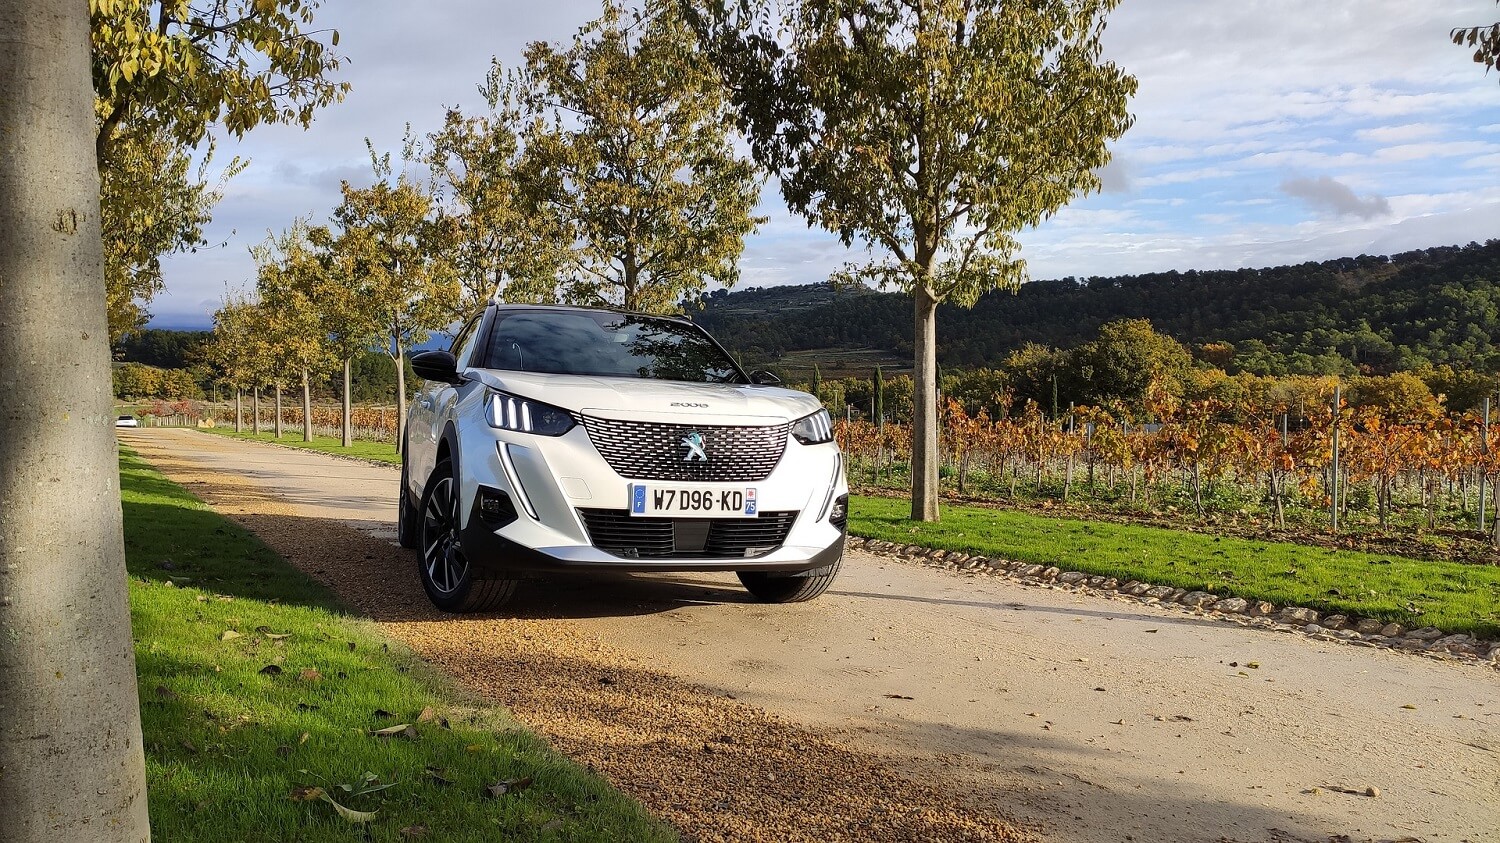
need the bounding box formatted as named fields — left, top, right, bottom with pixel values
left=400, top=304, right=848, bottom=612
left=114, top=415, right=139, bottom=428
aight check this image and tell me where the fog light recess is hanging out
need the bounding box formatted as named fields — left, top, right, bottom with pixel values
left=829, top=494, right=849, bottom=529
left=477, top=486, right=518, bottom=526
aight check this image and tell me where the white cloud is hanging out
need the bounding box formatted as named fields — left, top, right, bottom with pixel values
left=1355, top=122, right=1446, bottom=143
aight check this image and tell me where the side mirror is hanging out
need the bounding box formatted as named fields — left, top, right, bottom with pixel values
left=750, top=370, right=783, bottom=386
left=412, top=350, right=461, bottom=385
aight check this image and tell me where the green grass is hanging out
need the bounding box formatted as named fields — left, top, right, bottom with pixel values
left=122, top=448, right=674, bottom=842
left=196, top=426, right=400, bottom=465
left=850, top=495, right=1500, bottom=638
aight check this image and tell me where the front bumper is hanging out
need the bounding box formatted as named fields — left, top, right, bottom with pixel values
left=460, top=508, right=845, bottom=575
left=452, top=411, right=849, bottom=575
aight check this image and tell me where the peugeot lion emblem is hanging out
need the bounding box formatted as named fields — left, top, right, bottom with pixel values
left=681, top=432, right=708, bottom=462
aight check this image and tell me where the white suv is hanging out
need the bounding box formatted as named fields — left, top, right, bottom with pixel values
left=400, top=304, right=848, bottom=612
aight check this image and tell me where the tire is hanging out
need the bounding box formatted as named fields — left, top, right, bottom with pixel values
left=397, top=455, right=420, bottom=550
left=738, top=557, right=842, bottom=604
left=417, top=459, right=517, bottom=612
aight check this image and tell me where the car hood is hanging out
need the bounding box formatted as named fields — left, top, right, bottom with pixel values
left=466, top=369, right=820, bottom=423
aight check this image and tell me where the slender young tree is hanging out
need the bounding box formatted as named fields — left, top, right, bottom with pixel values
left=329, top=146, right=457, bottom=449
left=425, top=72, right=559, bottom=313
left=690, top=0, right=1135, bottom=520
left=0, top=2, right=150, bottom=838
left=517, top=0, right=764, bottom=313
left=253, top=220, right=335, bottom=442
left=314, top=226, right=382, bottom=447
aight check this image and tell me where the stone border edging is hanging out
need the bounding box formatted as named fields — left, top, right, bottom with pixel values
left=846, top=535, right=1500, bottom=669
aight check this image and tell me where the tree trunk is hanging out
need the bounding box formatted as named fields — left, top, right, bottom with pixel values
left=252, top=386, right=261, bottom=435
left=274, top=385, right=283, bottom=438
left=235, top=389, right=243, bottom=432
left=301, top=368, right=313, bottom=442
left=342, top=358, right=353, bottom=447
left=394, top=342, right=407, bottom=453
left=0, top=2, right=151, bottom=836
left=910, top=287, right=940, bottom=521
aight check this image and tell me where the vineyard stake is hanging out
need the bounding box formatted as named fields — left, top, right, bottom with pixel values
left=1331, top=384, right=1341, bottom=533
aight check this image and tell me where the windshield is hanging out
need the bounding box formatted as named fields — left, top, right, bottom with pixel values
left=481, top=310, right=745, bottom=384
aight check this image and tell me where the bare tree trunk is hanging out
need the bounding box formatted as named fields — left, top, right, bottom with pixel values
left=393, top=342, right=407, bottom=453
left=0, top=2, right=151, bottom=836
left=342, top=358, right=353, bottom=448
left=235, top=389, right=243, bottom=432
left=274, top=385, right=283, bottom=439
left=301, top=368, right=313, bottom=442
left=910, top=288, right=940, bottom=521
left=252, top=386, right=261, bottom=435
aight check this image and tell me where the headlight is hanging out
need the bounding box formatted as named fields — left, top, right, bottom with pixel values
left=485, top=391, right=575, bottom=436
left=791, top=409, right=834, bottom=445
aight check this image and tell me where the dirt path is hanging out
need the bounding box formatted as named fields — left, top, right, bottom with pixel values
left=122, top=429, right=1499, bottom=843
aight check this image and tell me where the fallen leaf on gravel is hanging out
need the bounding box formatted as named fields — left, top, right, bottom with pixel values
left=1026, top=712, right=1038, bottom=717
left=299, top=669, right=322, bottom=682
left=1144, top=629, right=1158, bottom=633
left=483, top=776, right=532, bottom=798
left=417, top=706, right=437, bottom=723
left=372, top=723, right=414, bottom=738
left=1401, top=704, right=1417, bottom=710
left=259, top=665, right=283, bottom=676
left=1110, top=719, right=1125, bottom=725
left=220, top=630, right=241, bottom=641
left=882, top=694, right=914, bottom=700
left=1246, top=661, right=1260, bottom=669
left=1093, top=687, right=1106, bottom=692
left=598, top=676, right=616, bottom=685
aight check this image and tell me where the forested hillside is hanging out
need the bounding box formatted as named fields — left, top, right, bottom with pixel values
left=695, top=241, right=1500, bottom=376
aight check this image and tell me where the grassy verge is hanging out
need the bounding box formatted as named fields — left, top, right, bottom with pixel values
left=121, top=448, right=673, bottom=842
left=850, top=495, right=1500, bottom=639
left=194, top=425, right=400, bottom=465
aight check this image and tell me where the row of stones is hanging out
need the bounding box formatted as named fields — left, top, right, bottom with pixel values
left=846, top=536, right=1500, bottom=666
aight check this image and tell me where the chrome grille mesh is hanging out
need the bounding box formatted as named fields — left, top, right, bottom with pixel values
left=580, top=415, right=789, bottom=482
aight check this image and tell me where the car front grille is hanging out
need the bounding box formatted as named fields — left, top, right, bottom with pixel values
left=577, top=509, right=799, bottom=559
left=579, top=415, right=789, bottom=482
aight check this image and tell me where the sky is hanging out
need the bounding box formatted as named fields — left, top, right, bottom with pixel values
left=149, top=0, right=1500, bottom=329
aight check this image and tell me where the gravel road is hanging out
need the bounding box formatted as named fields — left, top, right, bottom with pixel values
left=122, top=429, right=1499, bottom=843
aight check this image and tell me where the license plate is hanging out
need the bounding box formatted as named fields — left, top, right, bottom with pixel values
left=629, top=485, right=757, bottom=518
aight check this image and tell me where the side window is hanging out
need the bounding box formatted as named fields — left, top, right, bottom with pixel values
left=451, top=316, right=483, bottom=370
